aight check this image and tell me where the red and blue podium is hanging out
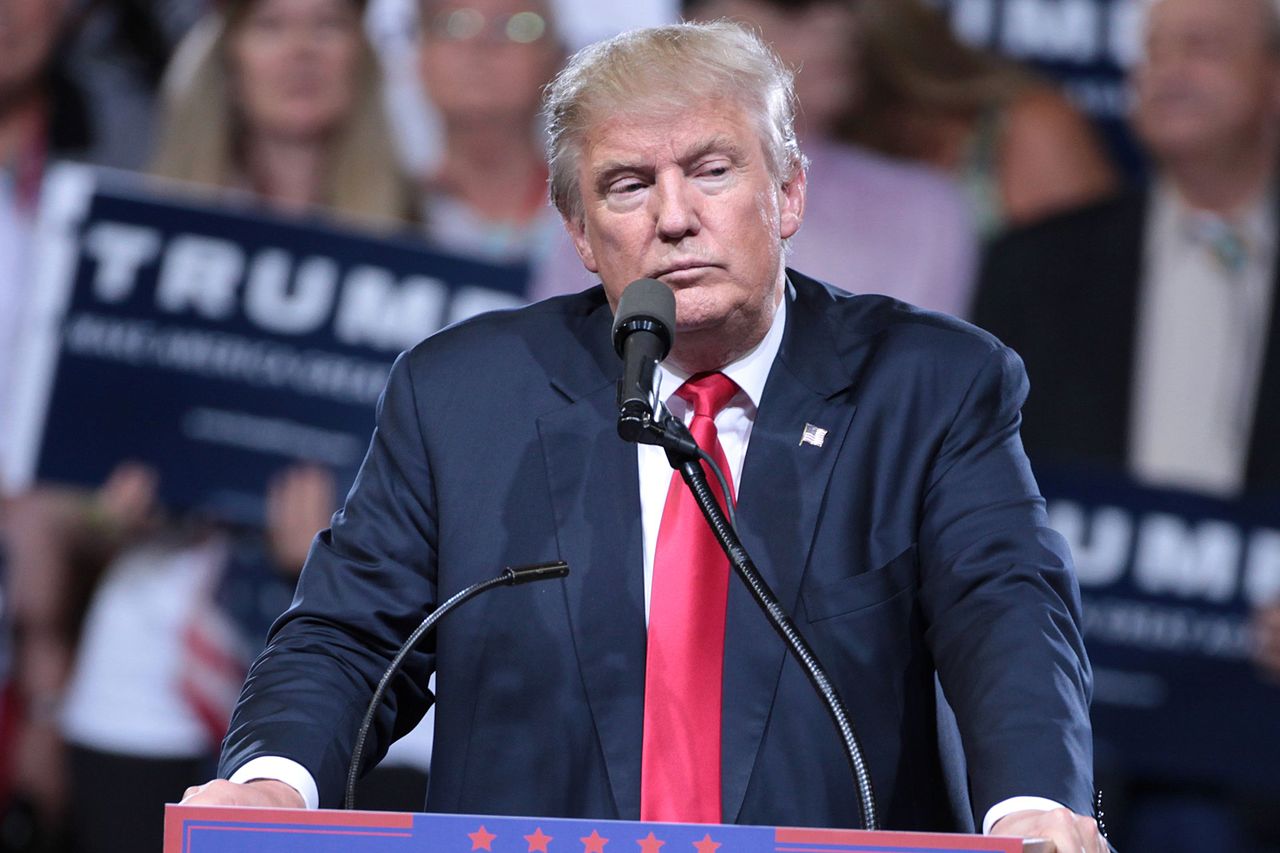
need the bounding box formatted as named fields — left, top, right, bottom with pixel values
left=163, top=807, right=1049, bottom=853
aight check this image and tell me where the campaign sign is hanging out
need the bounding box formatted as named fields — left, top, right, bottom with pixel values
left=1037, top=466, right=1280, bottom=792
left=5, top=166, right=529, bottom=523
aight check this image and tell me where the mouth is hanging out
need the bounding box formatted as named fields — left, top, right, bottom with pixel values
left=652, top=261, right=718, bottom=284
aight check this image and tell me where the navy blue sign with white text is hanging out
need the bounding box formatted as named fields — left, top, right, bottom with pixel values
left=1039, top=467, right=1280, bottom=793
left=10, top=168, right=529, bottom=523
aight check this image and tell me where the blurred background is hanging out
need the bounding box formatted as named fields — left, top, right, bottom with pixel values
left=1, top=0, right=1278, bottom=851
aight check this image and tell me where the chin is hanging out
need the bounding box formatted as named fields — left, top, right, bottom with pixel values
left=672, top=293, right=730, bottom=333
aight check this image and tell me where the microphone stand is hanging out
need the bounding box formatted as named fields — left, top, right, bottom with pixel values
left=344, top=561, right=569, bottom=810
left=640, top=412, right=879, bottom=831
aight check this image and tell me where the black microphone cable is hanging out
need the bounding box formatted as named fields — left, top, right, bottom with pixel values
left=344, top=561, right=569, bottom=809
left=660, top=416, right=878, bottom=831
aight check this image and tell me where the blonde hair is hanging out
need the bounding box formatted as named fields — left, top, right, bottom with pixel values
left=150, top=0, right=412, bottom=227
left=542, top=20, right=805, bottom=223
left=839, top=0, right=1031, bottom=157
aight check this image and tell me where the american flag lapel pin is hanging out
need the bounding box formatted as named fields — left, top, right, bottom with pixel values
left=800, top=423, right=827, bottom=447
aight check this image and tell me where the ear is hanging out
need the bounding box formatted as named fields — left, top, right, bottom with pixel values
left=779, top=167, right=806, bottom=240
left=563, top=214, right=600, bottom=274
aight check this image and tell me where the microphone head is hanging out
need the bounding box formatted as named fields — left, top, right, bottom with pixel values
left=612, top=278, right=676, bottom=359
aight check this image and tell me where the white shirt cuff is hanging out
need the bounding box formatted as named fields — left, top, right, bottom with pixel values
left=227, top=756, right=320, bottom=810
left=983, top=796, right=1067, bottom=835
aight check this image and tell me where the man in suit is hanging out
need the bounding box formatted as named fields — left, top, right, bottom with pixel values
left=975, top=0, right=1280, bottom=499
left=974, top=0, right=1280, bottom=676
left=976, top=0, right=1280, bottom=847
left=184, top=21, right=1104, bottom=851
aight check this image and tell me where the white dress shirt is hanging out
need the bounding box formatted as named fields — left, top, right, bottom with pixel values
left=1130, top=181, right=1277, bottom=497
left=233, top=284, right=1064, bottom=831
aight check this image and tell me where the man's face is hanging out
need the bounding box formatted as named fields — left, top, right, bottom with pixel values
left=418, top=0, right=562, bottom=123
left=1134, top=0, right=1280, bottom=160
left=566, top=98, right=805, bottom=370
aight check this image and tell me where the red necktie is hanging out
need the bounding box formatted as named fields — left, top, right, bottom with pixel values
left=640, top=372, right=739, bottom=824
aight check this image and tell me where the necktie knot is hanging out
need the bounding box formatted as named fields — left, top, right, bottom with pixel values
left=675, top=372, right=739, bottom=420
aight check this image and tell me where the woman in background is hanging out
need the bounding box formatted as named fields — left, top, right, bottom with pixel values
left=151, top=0, right=414, bottom=226
left=13, top=3, right=405, bottom=851
left=839, top=0, right=1118, bottom=237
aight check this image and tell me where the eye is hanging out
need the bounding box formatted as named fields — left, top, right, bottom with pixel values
left=607, top=178, right=647, bottom=196
left=695, top=161, right=733, bottom=181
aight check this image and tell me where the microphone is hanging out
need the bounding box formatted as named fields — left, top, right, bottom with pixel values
left=344, top=560, right=569, bottom=809
left=612, top=278, right=675, bottom=443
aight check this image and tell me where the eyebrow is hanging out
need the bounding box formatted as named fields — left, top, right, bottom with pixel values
left=590, top=134, right=750, bottom=195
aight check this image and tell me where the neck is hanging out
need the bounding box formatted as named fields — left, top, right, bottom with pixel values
left=1161, top=131, right=1278, bottom=214
left=242, top=133, right=330, bottom=213
left=0, top=88, right=47, bottom=168
left=435, top=117, right=545, bottom=221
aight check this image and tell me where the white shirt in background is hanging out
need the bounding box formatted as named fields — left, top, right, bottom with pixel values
left=1130, top=181, right=1277, bottom=498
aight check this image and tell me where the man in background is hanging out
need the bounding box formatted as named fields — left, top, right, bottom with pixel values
left=976, top=0, right=1280, bottom=847
left=977, top=0, right=1280, bottom=501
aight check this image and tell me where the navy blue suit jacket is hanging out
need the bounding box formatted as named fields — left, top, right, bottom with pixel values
left=220, top=271, right=1093, bottom=831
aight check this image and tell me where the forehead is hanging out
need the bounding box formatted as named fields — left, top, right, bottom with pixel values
left=1146, top=0, right=1274, bottom=43
left=579, top=98, right=765, bottom=167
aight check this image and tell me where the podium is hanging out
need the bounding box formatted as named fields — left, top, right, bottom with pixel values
left=163, top=806, right=1049, bottom=853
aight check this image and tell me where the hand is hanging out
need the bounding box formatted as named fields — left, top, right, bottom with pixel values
left=95, top=462, right=159, bottom=534
left=266, top=465, right=336, bottom=576
left=1254, top=603, right=1280, bottom=682
left=180, top=778, right=305, bottom=809
left=991, top=808, right=1105, bottom=852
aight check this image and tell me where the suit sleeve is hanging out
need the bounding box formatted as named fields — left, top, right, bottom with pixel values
left=916, top=342, right=1093, bottom=822
left=218, top=352, right=439, bottom=807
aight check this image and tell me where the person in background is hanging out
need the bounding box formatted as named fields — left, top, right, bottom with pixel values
left=839, top=0, right=1118, bottom=240
left=976, top=0, right=1280, bottom=847
left=150, top=0, right=415, bottom=227
left=54, top=465, right=334, bottom=853
left=415, top=0, right=566, bottom=267
left=677, top=0, right=977, bottom=317
left=1, top=0, right=76, bottom=474
left=977, top=0, right=1280, bottom=510
left=1, top=3, right=87, bottom=849
left=4, top=2, right=412, bottom=850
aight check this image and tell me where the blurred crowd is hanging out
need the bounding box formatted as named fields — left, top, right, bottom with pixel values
left=0, top=0, right=1278, bottom=851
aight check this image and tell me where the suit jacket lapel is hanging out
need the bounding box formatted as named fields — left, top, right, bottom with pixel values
left=721, top=273, right=870, bottom=821
left=537, top=295, right=647, bottom=819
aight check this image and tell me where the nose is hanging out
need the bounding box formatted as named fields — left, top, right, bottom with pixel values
left=651, top=171, right=700, bottom=242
